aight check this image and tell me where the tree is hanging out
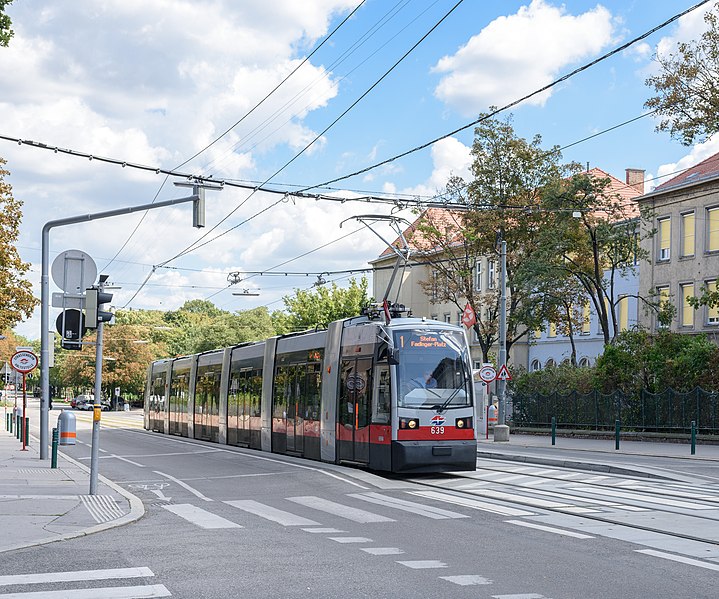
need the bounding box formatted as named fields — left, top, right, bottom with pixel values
left=524, top=171, right=652, bottom=345
left=282, top=277, right=370, bottom=331
left=415, top=114, right=567, bottom=362
left=645, top=2, right=719, bottom=145
left=0, top=159, right=38, bottom=333
left=0, top=1, right=13, bottom=47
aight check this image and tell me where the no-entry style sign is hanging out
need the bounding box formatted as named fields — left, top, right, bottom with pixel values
left=11, top=350, right=38, bottom=374
left=478, top=364, right=497, bottom=383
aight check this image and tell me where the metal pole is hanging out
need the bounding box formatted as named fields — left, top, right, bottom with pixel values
left=21, top=373, right=27, bottom=451
left=89, top=300, right=105, bottom=495
left=551, top=416, right=556, bottom=445
left=615, top=420, right=620, bottom=450
left=691, top=421, right=696, bottom=455
left=497, top=240, right=507, bottom=425
left=40, top=189, right=209, bottom=459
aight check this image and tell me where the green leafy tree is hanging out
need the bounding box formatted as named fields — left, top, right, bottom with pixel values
left=417, top=114, right=567, bottom=362
left=1, top=159, right=37, bottom=333
left=524, top=172, right=652, bottom=345
left=645, top=2, right=719, bottom=145
left=282, top=277, right=370, bottom=331
left=0, top=1, right=13, bottom=47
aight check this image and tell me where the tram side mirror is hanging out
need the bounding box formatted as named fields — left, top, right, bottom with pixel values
left=388, top=348, right=400, bottom=365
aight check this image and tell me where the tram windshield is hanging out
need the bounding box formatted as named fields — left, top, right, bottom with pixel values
left=394, top=329, right=472, bottom=409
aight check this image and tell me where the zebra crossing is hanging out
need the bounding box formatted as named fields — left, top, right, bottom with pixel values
left=0, top=567, right=171, bottom=598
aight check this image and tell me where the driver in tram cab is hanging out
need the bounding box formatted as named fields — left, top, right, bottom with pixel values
left=410, top=370, right=437, bottom=389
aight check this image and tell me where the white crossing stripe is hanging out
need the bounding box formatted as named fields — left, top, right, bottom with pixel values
left=397, top=560, right=448, bottom=569
left=492, top=594, right=548, bottom=599
left=349, top=492, right=469, bottom=519
left=0, top=585, right=171, bottom=598
left=153, top=470, right=213, bottom=502
left=505, top=519, right=594, bottom=539
left=302, top=528, right=346, bottom=534
left=361, top=547, right=405, bottom=555
left=466, top=488, right=597, bottom=513
left=225, top=500, right=320, bottom=526
left=0, top=567, right=155, bottom=586
left=163, top=504, right=242, bottom=529
left=287, top=496, right=395, bottom=523
left=439, top=575, right=492, bottom=586
left=408, top=490, right=535, bottom=517
left=636, top=549, right=719, bottom=572
left=327, top=537, right=373, bottom=543
left=567, top=486, right=716, bottom=510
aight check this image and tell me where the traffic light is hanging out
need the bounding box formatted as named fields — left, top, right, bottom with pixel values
left=85, top=288, right=114, bottom=328
left=56, top=309, right=85, bottom=350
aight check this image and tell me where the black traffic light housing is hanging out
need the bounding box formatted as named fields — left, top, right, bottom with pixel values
left=85, top=287, right=114, bottom=328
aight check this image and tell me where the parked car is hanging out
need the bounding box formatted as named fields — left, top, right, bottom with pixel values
left=73, top=394, right=111, bottom=411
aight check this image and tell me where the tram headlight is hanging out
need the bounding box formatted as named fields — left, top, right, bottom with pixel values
left=399, top=418, right=420, bottom=429
left=455, top=417, right=472, bottom=429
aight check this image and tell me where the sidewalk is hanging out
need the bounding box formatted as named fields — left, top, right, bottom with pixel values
left=0, top=420, right=144, bottom=554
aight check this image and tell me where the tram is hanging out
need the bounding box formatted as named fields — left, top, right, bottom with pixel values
left=144, top=312, right=477, bottom=473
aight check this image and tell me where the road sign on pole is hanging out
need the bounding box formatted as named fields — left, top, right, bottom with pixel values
left=496, top=364, right=512, bottom=381
left=478, top=365, right=497, bottom=383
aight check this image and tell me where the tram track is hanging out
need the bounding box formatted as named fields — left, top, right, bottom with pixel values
left=402, top=461, right=719, bottom=547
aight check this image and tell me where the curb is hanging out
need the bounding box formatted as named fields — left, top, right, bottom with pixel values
left=0, top=438, right=145, bottom=553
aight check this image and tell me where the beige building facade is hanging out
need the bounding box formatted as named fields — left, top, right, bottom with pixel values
left=637, top=153, right=719, bottom=342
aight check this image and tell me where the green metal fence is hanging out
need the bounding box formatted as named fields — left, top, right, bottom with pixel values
left=509, top=387, right=719, bottom=434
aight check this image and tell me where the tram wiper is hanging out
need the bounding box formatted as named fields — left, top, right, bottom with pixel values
left=433, top=387, right=462, bottom=414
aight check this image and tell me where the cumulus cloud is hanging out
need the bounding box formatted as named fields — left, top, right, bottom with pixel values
left=656, top=137, right=719, bottom=183
left=432, top=0, right=616, bottom=116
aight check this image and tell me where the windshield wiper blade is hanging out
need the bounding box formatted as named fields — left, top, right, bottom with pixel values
left=433, top=387, right=462, bottom=413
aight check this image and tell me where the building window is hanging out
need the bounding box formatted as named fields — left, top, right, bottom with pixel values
left=474, top=260, right=482, bottom=291
left=618, top=296, right=629, bottom=332
left=656, top=285, right=670, bottom=329
left=578, top=357, right=590, bottom=368
left=530, top=359, right=541, bottom=372
left=681, top=283, right=694, bottom=328
left=456, top=312, right=462, bottom=326
left=430, top=314, right=438, bottom=321
left=707, top=280, right=719, bottom=324
left=681, top=212, right=695, bottom=257
left=708, top=207, right=719, bottom=253
left=545, top=358, right=556, bottom=368
left=548, top=322, right=557, bottom=338
left=443, top=313, right=451, bottom=323
left=487, top=260, right=496, bottom=289
left=581, top=301, right=591, bottom=335
left=533, top=327, right=542, bottom=340
left=431, top=271, right=439, bottom=301
left=658, top=217, right=671, bottom=261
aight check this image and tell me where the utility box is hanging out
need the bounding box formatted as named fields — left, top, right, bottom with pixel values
left=57, top=410, right=77, bottom=445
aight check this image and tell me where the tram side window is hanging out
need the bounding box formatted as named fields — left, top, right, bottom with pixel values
left=372, top=366, right=390, bottom=424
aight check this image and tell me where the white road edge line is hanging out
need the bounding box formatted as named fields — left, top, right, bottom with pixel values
left=153, top=470, right=213, bottom=502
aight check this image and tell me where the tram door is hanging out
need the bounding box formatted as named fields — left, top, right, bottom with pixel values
left=338, top=357, right=372, bottom=464
left=286, top=365, right=305, bottom=453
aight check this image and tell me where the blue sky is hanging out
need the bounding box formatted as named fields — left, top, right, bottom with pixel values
left=1, top=0, right=716, bottom=340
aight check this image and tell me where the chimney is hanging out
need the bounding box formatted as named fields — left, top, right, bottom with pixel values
left=626, top=168, right=645, bottom=194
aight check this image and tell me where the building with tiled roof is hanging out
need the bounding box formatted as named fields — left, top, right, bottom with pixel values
left=636, top=153, right=719, bottom=339
left=371, top=167, right=646, bottom=373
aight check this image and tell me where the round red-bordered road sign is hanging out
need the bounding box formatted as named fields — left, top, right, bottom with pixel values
left=11, top=350, right=38, bottom=374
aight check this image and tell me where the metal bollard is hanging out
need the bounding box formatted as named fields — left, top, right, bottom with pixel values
left=24, top=417, right=29, bottom=446
left=615, top=419, right=620, bottom=450
left=16, top=415, right=21, bottom=440
left=691, top=421, right=696, bottom=455
left=551, top=416, right=556, bottom=446
left=51, top=428, right=59, bottom=468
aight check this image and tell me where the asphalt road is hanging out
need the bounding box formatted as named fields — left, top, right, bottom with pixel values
left=4, top=405, right=719, bottom=598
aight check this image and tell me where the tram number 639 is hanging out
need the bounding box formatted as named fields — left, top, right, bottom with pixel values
left=430, top=426, right=445, bottom=435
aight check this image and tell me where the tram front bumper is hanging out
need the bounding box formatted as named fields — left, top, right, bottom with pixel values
left=392, top=440, right=476, bottom=473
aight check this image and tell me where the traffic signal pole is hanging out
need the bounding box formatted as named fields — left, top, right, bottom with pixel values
left=89, top=280, right=106, bottom=494
left=39, top=185, right=217, bottom=459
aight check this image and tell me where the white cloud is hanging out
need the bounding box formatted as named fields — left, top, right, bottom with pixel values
left=655, top=137, right=719, bottom=182
left=396, top=137, right=472, bottom=199
left=432, top=0, right=616, bottom=116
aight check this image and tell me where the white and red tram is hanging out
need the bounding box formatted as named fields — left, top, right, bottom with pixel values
left=144, top=315, right=477, bottom=473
